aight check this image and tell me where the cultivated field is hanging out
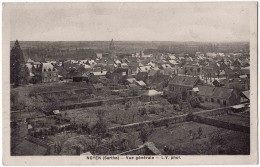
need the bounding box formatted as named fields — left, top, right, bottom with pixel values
left=60, top=100, right=190, bottom=128
left=211, top=114, right=250, bottom=126
left=149, top=121, right=250, bottom=155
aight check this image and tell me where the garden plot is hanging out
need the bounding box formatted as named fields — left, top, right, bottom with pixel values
left=60, top=100, right=185, bottom=128
left=149, top=121, right=250, bottom=155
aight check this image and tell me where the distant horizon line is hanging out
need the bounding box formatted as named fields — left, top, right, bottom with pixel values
left=10, top=40, right=250, bottom=43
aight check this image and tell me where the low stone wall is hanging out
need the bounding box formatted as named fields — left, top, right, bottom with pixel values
left=109, top=104, right=249, bottom=133
left=118, top=142, right=161, bottom=155
left=60, top=101, right=103, bottom=110
left=60, top=96, right=141, bottom=110
left=193, top=106, right=231, bottom=117
left=109, top=113, right=189, bottom=132
left=25, top=135, right=49, bottom=148
left=192, top=115, right=250, bottom=133
left=192, top=103, right=249, bottom=117
left=38, top=88, right=90, bottom=96
left=25, top=135, right=57, bottom=154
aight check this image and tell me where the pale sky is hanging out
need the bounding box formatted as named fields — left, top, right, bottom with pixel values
left=6, top=2, right=250, bottom=42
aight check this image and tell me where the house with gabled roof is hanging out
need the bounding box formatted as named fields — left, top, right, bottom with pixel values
left=55, top=66, right=68, bottom=79
left=118, top=142, right=161, bottom=155
left=109, top=67, right=128, bottom=84
left=96, top=53, right=102, bottom=59
left=146, top=70, right=168, bottom=88
left=240, top=90, right=250, bottom=103
left=92, top=83, right=104, bottom=93
left=135, top=80, right=146, bottom=88
left=168, top=54, right=176, bottom=60
left=138, top=66, right=151, bottom=73
left=169, top=60, right=178, bottom=65
left=233, top=59, right=243, bottom=67
left=167, top=76, right=202, bottom=101
left=195, top=85, right=240, bottom=106
left=136, top=71, right=148, bottom=83
left=141, top=90, right=163, bottom=102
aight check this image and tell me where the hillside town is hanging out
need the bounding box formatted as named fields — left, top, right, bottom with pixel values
left=11, top=39, right=250, bottom=155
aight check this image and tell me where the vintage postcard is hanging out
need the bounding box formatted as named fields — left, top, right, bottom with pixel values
left=2, top=2, right=258, bottom=165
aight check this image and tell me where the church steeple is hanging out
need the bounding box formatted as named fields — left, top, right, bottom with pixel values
left=109, top=39, right=116, bottom=58
left=109, top=38, right=115, bottom=50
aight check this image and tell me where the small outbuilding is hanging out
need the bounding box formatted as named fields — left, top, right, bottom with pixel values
left=141, top=89, right=162, bottom=102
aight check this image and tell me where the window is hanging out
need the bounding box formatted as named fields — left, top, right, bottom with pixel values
left=171, top=86, right=175, bottom=91
left=205, top=98, right=208, bottom=102
left=223, top=100, right=227, bottom=106
left=211, top=98, right=214, bottom=102
left=189, top=91, right=192, bottom=95
left=217, top=99, right=220, bottom=104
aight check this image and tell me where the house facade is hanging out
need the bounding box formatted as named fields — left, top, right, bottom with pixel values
left=195, top=85, right=240, bottom=106
left=167, top=76, right=201, bottom=101
left=31, top=62, right=58, bottom=83
left=41, top=63, right=59, bottom=83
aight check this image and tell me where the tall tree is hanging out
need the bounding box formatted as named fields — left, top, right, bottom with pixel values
left=10, top=40, right=29, bottom=86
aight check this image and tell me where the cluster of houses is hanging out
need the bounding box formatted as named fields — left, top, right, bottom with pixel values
left=165, top=75, right=243, bottom=107
left=24, top=40, right=250, bottom=107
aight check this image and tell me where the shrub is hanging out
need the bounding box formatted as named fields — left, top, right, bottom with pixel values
left=92, top=118, right=108, bottom=141
left=186, top=112, right=193, bottom=121
left=139, top=124, right=153, bottom=144
left=173, top=104, right=181, bottom=111
left=149, top=107, right=156, bottom=114
left=189, top=98, right=200, bottom=108
left=139, top=108, right=147, bottom=115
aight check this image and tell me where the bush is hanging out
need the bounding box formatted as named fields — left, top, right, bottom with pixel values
left=139, top=108, right=147, bottom=115
left=173, top=104, right=181, bottom=111
left=189, top=98, right=200, bottom=108
left=149, top=107, right=156, bottom=114
left=186, top=112, right=193, bottom=121
left=92, top=118, right=108, bottom=141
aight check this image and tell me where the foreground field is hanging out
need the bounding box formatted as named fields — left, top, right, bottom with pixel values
left=211, top=114, right=250, bottom=127
left=149, top=121, right=250, bottom=155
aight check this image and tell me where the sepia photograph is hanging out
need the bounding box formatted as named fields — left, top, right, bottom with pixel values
left=2, top=2, right=258, bottom=165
